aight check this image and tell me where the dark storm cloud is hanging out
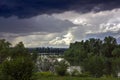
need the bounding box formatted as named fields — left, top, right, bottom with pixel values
left=0, top=15, right=76, bottom=33
left=0, top=0, right=120, bottom=18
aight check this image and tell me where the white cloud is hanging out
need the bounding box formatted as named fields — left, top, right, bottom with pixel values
left=11, top=31, right=74, bottom=47
left=11, top=32, right=58, bottom=47
left=100, top=23, right=120, bottom=32
left=49, top=32, right=74, bottom=45
left=1, top=8, right=120, bottom=47
left=53, top=9, right=120, bottom=40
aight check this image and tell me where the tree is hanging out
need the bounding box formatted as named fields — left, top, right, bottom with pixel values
left=112, top=48, right=120, bottom=57
left=0, top=57, right=34, bottom=80
left=55, top=60, right=68, bottom=76
left=102, top=36, right=117, bottom=75
left=112, top=48, right=120, bottom=76
left=82, top=55, right=106, bottom=77
left=112, top=58, right=120, bottom=77
left=0, top=41, right=36, bottom=80
left=64, top=41, right=87, bottom=66
left=102, top=36, right=117, bottom=57
left=10, top=42, right=30, bottom=58
left=64, top=36, right=119, bottom=77
left=0, top=39, right=11, bottom=63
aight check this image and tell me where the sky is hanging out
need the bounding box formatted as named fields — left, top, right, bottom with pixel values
left=0, top=0, right=120, bottom=47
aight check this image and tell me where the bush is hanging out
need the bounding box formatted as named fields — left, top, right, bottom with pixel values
left=0, top=57, right=34, bottom=80
left=55, top=60, right=68, bottom=76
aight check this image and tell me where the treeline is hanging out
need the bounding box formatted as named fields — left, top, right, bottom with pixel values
left=64, top=36, right=120, bottom=77
left=0, top=39, right=68, bottom=80
left=29, top=47, right=67, bottom=53
left=0, top=39, right=37, bottom=80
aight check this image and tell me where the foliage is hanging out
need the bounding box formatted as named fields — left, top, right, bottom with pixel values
left=64, top=41, right=87, bottom=66
left=112, top=58, right=120, bottom=77
left=0, top=39, right=11, bottom=64
left=64, top=36, right=120, bottom=77
left=55, top=60, right=69, bottom=76
left=0, top=40, right=36, bottom=80
left=112, top=48, right=120, bottom=57
left=10, top=42, right=30, bottom=58
left=83, top=55, right=106, bottom=77
left=0, top=57, right=34, bottom=80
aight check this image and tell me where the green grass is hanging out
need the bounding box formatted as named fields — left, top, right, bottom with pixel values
left=32, top=72, right=119, bottom=80
left=36, top=76, right=119, bottom=80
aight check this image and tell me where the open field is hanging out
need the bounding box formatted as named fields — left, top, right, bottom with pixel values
left=36, top=77, right=119, bottom=80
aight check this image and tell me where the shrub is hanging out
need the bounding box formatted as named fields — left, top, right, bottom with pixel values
left=0, top=57, right=34, bottom=80
left=55, top=60, right=68, bottom=76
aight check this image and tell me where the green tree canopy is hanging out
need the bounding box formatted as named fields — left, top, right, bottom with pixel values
left=64, top=36, right=120, bottom=77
